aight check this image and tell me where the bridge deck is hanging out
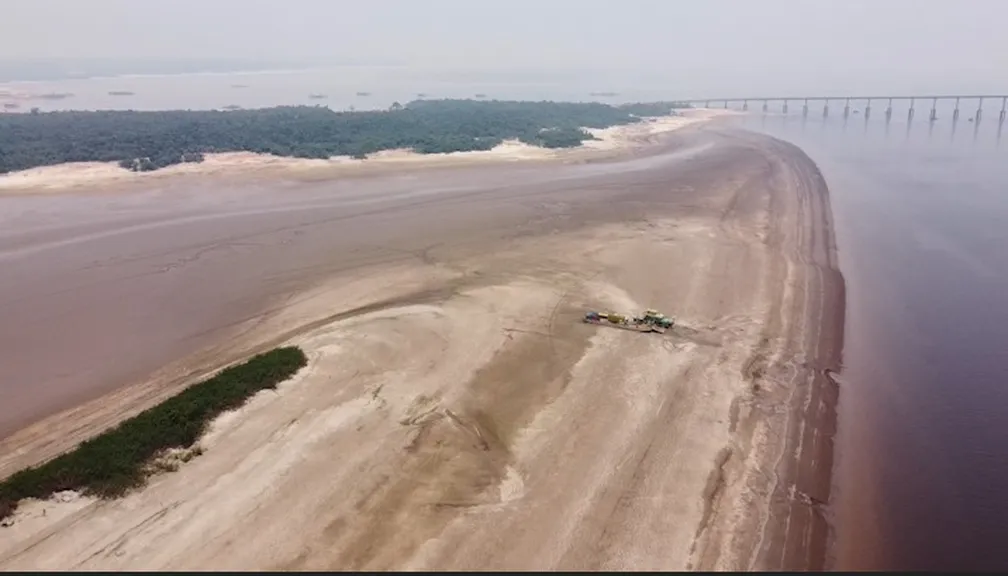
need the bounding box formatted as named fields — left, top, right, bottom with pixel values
left=684, top=95, right=1007, bottom=103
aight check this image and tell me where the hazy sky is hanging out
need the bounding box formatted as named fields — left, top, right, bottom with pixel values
left=3, top=0, right=1007, bottom=94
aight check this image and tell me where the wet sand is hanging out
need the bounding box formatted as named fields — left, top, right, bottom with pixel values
left=0, top=126, right=842, bottom=570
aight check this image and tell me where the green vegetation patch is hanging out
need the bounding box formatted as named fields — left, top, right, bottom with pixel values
left=616, top=101, right=692, bottom=117
left=0, top=346, right=308, bottom=521
left=0, top=99, right=692, bottom=174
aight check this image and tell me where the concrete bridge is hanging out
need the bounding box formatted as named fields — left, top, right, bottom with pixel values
left=681, top=94, right=1008, bottom=130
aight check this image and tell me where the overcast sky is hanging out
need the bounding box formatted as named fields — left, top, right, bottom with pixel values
left=3, top=0, right=1006, bottom=94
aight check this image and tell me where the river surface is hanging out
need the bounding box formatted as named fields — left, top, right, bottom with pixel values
left=742, top=112, right=1008, bottom=570
left=0, top=66, right=691, bottom=112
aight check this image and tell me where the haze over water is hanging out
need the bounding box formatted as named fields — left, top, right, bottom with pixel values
left=0, top=66, right=696, bottom=113
left=744, top=111, right=1008, bottom=570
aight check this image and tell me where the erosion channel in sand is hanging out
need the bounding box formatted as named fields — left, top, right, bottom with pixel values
left=0, top=121, right=842, bottom=571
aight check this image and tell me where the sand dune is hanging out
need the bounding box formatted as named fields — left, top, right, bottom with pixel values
left=0, top=127, right=840, bottom=570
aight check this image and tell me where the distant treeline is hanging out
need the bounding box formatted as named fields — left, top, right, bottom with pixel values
left=0, top=99, right=693, bottom=174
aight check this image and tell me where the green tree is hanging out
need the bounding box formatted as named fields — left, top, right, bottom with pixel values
left=0, top=99, right=658, bottom=174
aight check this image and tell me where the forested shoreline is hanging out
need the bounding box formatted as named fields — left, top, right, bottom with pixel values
left=0, top=99, right=691, bottom=174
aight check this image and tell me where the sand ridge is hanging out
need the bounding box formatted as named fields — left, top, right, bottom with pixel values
left=0, top=126, right=840, bottom=570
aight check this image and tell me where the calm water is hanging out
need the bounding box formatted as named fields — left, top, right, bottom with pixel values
left=0, top=66, right=690, bottom=112
left=745, top=112, right=1008, bottom=570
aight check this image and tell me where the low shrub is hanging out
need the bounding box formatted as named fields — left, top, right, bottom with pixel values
left=0, top=346, right=307, bottom=521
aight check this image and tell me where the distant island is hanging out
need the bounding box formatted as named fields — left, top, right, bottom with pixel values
left=356, top=91, right=371, bottom=97
left=474, top=93, right=487, bottom=99
left=230, top=84, right=250, bottom=89
left=590, top=91, right=620, bottom=97
left=37, top=92, right=74, bottom=100
left=0, top=99, right=693, bottom=174
left=2, top=103, right=19, bottom=110
left=221, top=104, right=242, bottom=111
left=108, top=91, right=135, bottom=96
left=0, top=58, right=338, bottom=83
left=308, top=94, right=328, bottom=100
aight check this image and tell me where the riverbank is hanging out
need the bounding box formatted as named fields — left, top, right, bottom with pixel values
left=0, top=128, right=841, bottom=570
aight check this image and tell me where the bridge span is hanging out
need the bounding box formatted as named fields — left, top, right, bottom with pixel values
left=682, top=94, right=1008, bottom=128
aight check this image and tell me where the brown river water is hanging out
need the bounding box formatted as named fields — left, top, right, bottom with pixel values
left=748, top=110, right=1008, bottom=570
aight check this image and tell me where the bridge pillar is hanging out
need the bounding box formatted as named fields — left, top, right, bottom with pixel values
left=742, top=100, right=748, bottom=112
left=843, top=97, right=850, bottom=120
left=782, top=100, right=789, bottom=114
left=823, top=100, right=829, bottom=118
left=953, top=97, right=960, bottom=122
left=762, top=101, right=768, bottom=114
left=908, top=98, right=915, bottom=122
left=976, top=97, right=984, bottom=123
left=885, top=98, right=893, bottom=124
left=999, top=98, right=1006, bottom=145
left=802, top=99, right=809, bottom=118
left=723, top=100, right=728, bottom=109
left=705, top=100, right=710, bottom=108
left=865, top=99, right=872, bottom=120
left=930, top=97, right=938, bottom=122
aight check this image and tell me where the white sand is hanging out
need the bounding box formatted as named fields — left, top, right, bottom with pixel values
left=0, top=216, right=772, bottom=570
left=0, top=135, right=834, bottom=570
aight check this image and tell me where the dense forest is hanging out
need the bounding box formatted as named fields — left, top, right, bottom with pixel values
left=0, top=99, right=692, bottom=174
